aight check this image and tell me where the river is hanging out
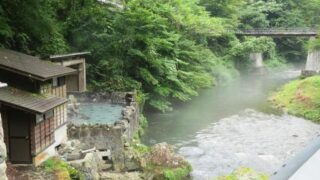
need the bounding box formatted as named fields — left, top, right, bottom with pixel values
left=142, top=67, right=320, bottom=179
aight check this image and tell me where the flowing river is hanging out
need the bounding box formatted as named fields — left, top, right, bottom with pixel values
left=142, top=67, right=320, bottom=179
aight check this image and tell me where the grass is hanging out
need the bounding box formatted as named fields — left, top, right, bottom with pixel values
left=215, top=167, right=268, bottom=180
left=143, top=163, right=192, bottom=180
left=270, top=76, right=320, bottom=122
left=163, top=165, right=192, bottom=180
left=42, top=157, right=84, bottom=180
left=133, top=114, right=148, bottom=141
left=132, top=143, right=150, bottom=154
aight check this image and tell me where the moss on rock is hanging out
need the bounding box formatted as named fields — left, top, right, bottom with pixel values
left=143, top=143, right=192, bottom=180
left=163, top=166, right=192, bottom=180
left=42, top=157, right=85, bottom=180
left=270, top=76, right=320, bottom=122
left=133, top=114, right=148, bottom=141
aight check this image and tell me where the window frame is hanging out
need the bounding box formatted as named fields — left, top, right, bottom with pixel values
left=52, top=77, right=65, bottom=87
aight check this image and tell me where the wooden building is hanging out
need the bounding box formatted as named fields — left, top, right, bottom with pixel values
left=49, top=52, right=90, bottom=93
left=0, top=49, right=76, bottom=165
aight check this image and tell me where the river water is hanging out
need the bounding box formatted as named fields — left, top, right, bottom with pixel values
left=142, top=67, right=320, bottom=179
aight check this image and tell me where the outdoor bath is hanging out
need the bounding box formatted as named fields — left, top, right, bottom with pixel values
left=67, top=92, right=135, bottom=125
left=65, top=92, right=140, bottom=171
left=68, top=102, right=124, bottom=125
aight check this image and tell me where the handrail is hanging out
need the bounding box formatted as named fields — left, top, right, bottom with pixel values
left=272, top=135, right=320, bottom=180
left=228, top=28, right=318, bottom=36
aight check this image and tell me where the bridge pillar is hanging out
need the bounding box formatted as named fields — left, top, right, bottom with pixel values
left=250, top=52, right=264, bottom=68
left=303, top=37, right=320, bottom=76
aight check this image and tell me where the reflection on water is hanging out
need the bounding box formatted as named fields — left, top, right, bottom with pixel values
left=142, top=67, right=320, bottom=179
left=143, top=69, right=302, bottom=145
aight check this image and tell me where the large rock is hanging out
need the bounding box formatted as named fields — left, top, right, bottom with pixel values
left=0, top=113, right=7, bottom=180
left=147, top=143, right=186, bottom=168
left=144, top=143, right=192, bottom=180
left=68, top=152, right=102, bottom=180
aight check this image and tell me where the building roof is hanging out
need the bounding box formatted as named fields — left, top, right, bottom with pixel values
left=49, top=52, right=90, bottom=61
left=0, top=87, right=68, bottom=114
left=0, top=49, right=76, bottom=81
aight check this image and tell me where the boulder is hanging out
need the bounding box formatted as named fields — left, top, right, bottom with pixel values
left=147, top=143, right=186, bottom=168
left=0, top=114, right=7, bottom=180
left=68, top=152, right=102, bottom=180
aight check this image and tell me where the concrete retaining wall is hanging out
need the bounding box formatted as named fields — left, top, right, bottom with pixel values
left=305, top=50, right=320, bottom=71
left=250, top=52, right=264, bottom=68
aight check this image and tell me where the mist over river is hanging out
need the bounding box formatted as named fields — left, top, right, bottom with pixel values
left=142, top=67, right=320, bottom=179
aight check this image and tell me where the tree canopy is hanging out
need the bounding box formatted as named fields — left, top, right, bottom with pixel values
left=1, top=0, right=320, bottom=111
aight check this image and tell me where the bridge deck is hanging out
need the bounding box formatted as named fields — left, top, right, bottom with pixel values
left=233, top=28, right=318, bottom=37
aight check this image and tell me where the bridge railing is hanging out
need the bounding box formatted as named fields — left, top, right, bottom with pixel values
left=227, top=28, right=318, bottom=35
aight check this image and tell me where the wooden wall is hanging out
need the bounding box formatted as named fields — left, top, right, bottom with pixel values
left=1, top=103, right=68, bottom=156
left=57, top=58, right=86, bottom=92
left=40, top=83, right=67, bottom=98
left=51, top=85, right=67, bottom=98
left=66, top=74, right=79, bottom=92
left=33, top=117, right=54, bottom=155
left=32, top=104, right=67, bottom=155
left=53, top=104, right=67, bottom=129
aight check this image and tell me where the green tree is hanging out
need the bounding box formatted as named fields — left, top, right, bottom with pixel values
left=200, top=0, right=244, bottom=19
left=0, top=0, right=68, bottom=55
left=62, top=0, right=233, bottom=111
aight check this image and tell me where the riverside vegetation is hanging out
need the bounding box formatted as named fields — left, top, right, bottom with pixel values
left=271, top=76, right=320, bottom=122
left=271, top=36, right=320, bottom=122
left=216, top=167, right=268, bottom=180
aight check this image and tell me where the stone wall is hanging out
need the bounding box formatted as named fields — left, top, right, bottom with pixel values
left=68, top=91, right=135, bottom=104
left=0, top=112, right=7, bottom=180
left=66, top=92, right=140, bottom=171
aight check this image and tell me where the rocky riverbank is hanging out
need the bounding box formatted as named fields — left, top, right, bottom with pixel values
left=55, top=141, right=191, bottom=180
left=55, top=91, right=192, bottom=179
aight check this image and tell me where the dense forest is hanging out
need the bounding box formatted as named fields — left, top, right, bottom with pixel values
left=1, top=0, right=320, bottom=111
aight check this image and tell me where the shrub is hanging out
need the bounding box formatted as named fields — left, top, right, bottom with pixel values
left=216, top=167, right=268, bottom=180
left=270, top=76, right=320, bottom=122
left=43, top=157, right=84, bottom=180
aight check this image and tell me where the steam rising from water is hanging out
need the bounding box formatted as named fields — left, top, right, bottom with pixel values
left=179, top=109, right=320, bottom=179
left=143, top=67, right=316, bottom=179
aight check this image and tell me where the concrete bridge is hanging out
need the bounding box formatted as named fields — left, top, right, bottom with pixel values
left=233, top=28, right=318, bottom=37
left=233, top=28, right=319, bottom=73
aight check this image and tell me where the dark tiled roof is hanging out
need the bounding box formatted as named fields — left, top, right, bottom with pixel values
left=0, top=49, right=76, bottom=81
left=0, top=87, right=67, bottom=114
left=49, top=52, right=90, bottom=61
